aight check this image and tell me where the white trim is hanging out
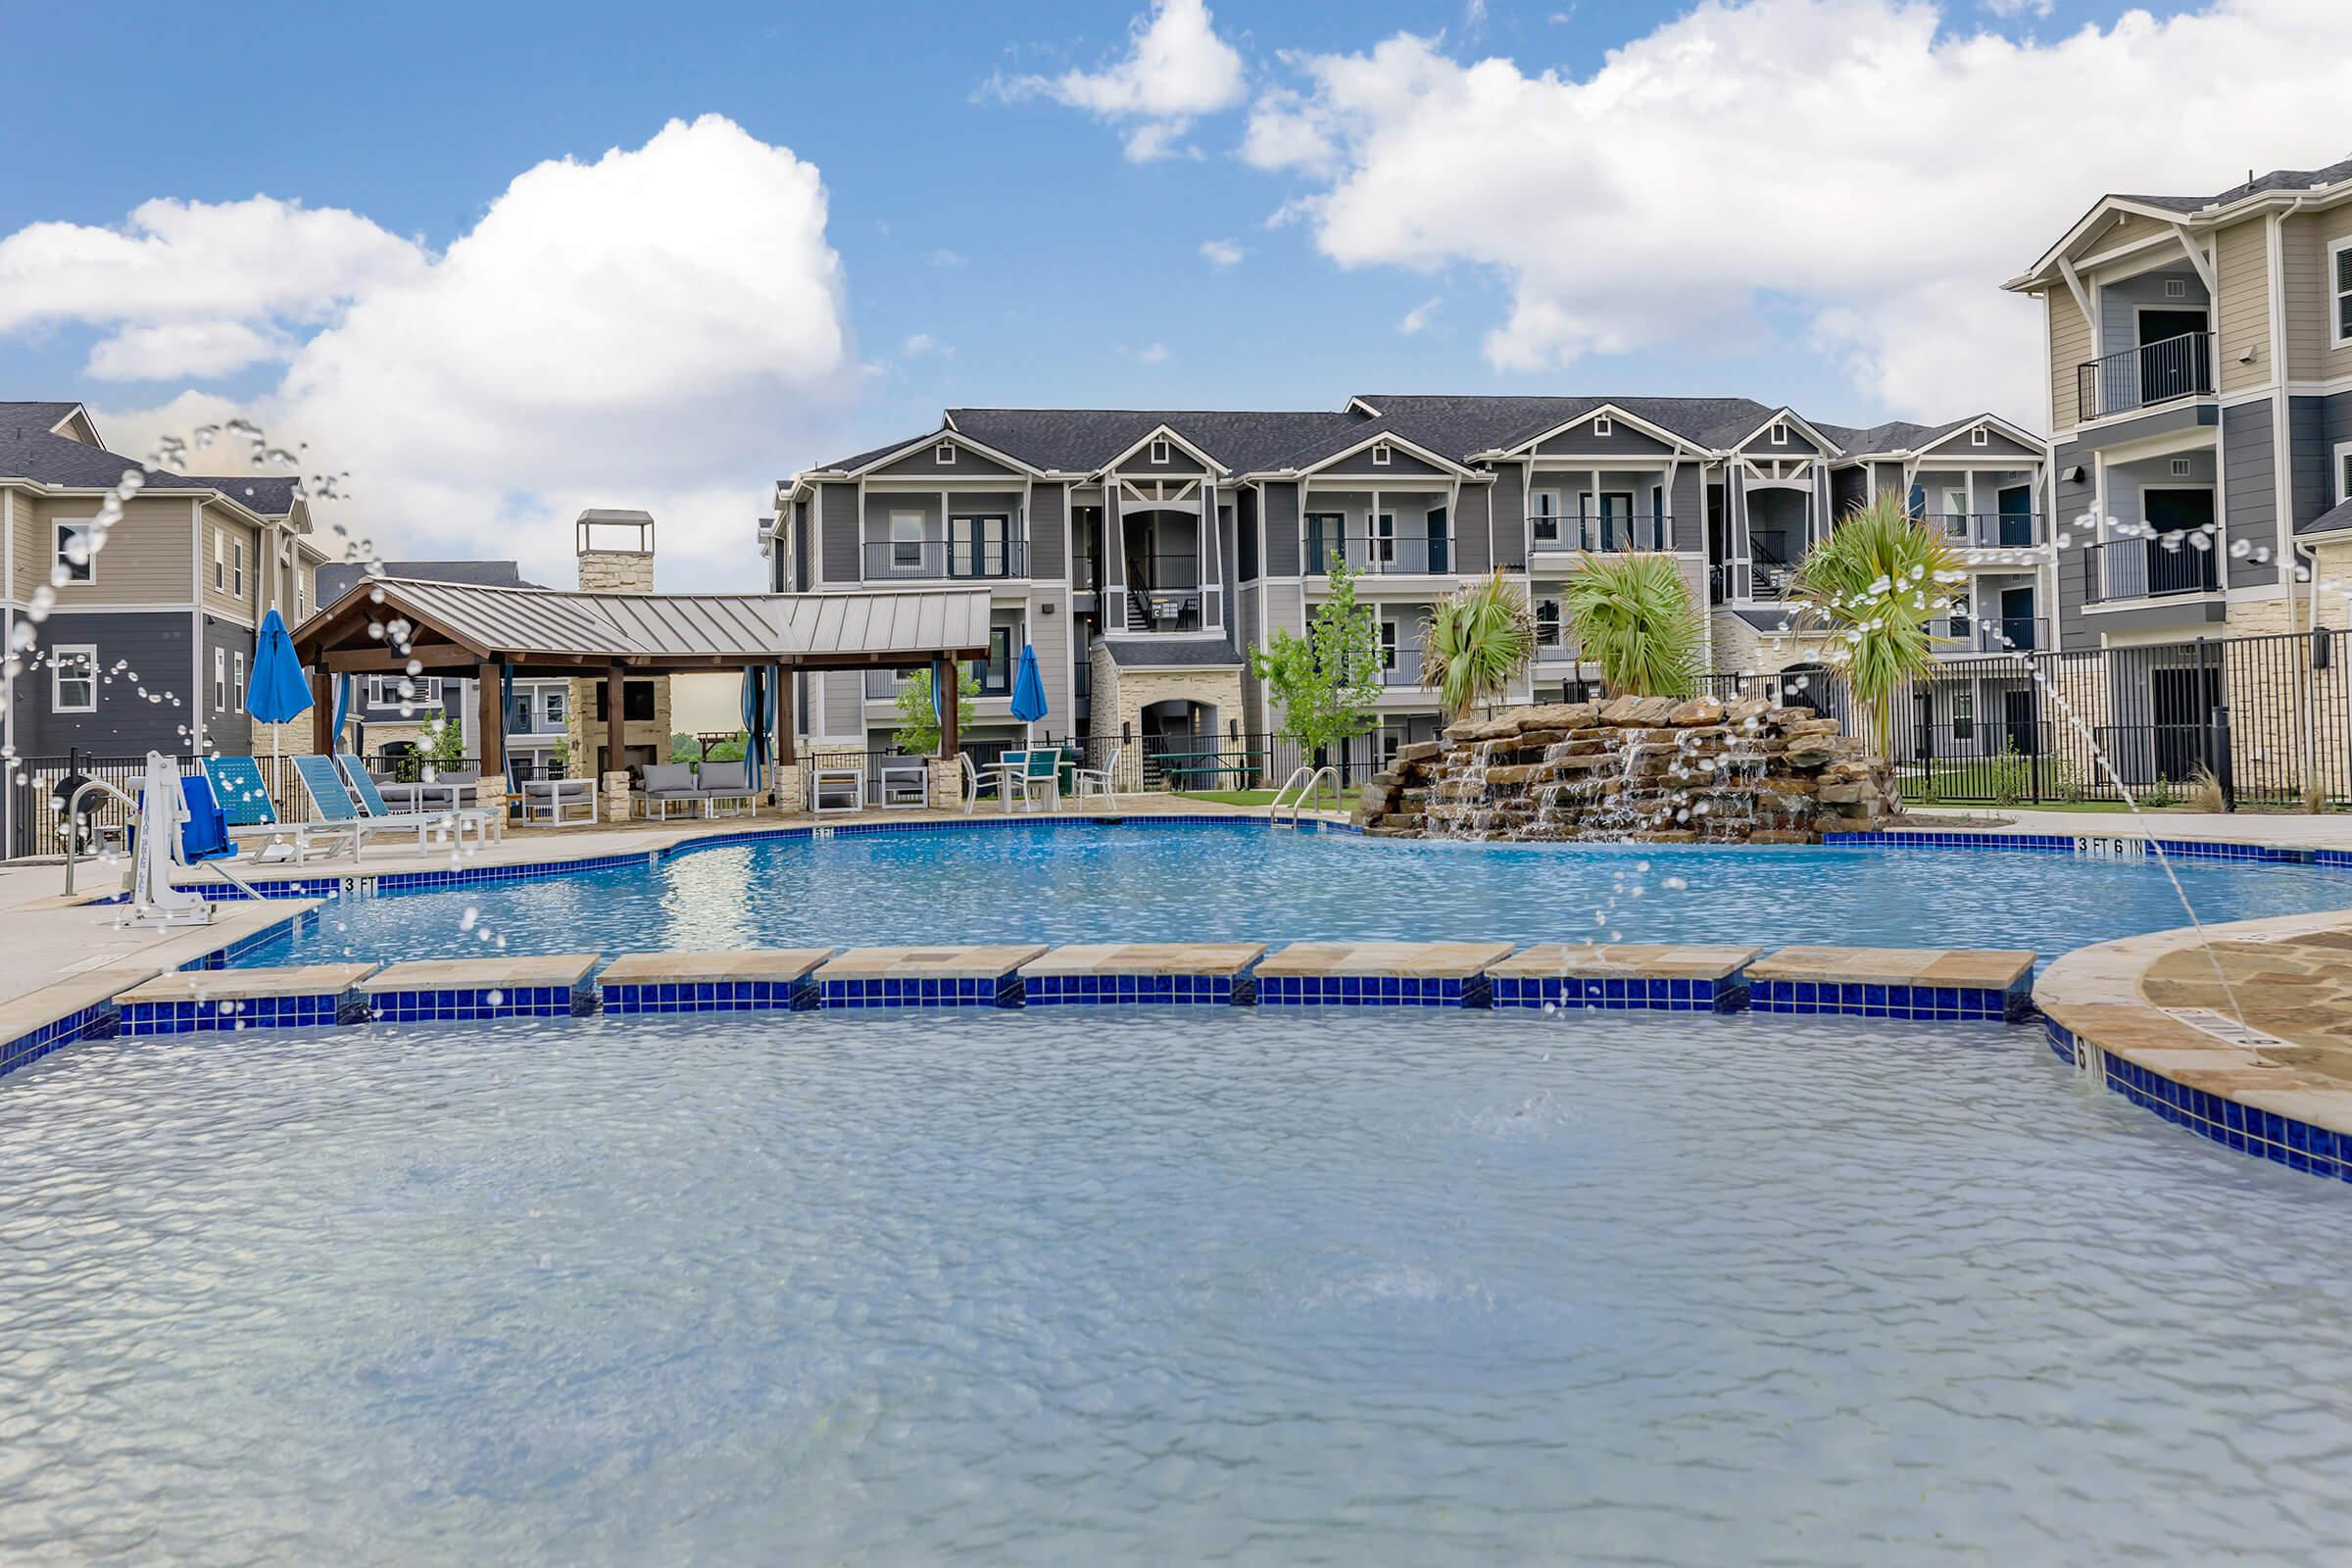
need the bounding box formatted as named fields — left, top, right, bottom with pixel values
left=1477, top=402, right=1702, bottom=461
left=213, top=645, right=227, bottom=712
left=2331, top=234, right=2352, bottom=351
left=1970, top=426, right=1989, bottom=447
left=1098, top=422, right=1228, bottom=477
left=1371, top=441, right=1392, bottom=466
left=50, top=643, right=97, bottom=713
left=1592, top=415, right=1612, bottom=437
left=1281, top=428, right=1472, bottom=480
left=52, top=517, right=96, bottom=585
left=1150, top=437, right=1171, bottom=465
left=2334, top=441, right=2352, bottom=505
left=232, top=649, right=246, bottom=712
left=840, top=427, right=1043, bottom=479
left=935, top=442, right=956, bottom=466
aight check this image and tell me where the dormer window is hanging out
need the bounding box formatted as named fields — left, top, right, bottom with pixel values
left=1372, top=441, right=1393, bottom=466
left=1150, top=437, right=1171, bottom=464
left=1769, top=421, right=1788, bottom=447
left=1592, top=415, right=1613, bottom=438
left=1971, top=426, right=1989, bottom=448
left=935, top=443, right=956, bottom=466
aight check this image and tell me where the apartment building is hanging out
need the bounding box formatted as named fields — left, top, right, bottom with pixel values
left=771, top=397, right=2047, bottom=763
left=2, top=401, right=326, bottom=762
left=2006, top=155, right=2352, bottom=642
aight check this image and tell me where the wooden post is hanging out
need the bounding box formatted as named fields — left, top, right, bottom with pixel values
left=311, top=667, right=332, bottom=755
left=604, top=662, right=626, bottom=777
left=773, top=664, right=795, bottom=764
left=477, top=662, right=505, bottom=780
left=935, top=656, right=959, bottom=759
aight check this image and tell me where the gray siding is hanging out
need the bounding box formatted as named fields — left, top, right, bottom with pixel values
left=1324, top=446, right=1448, bottom=479
left=1830, top=465, right=1867, bottom=517
left=16, top=609, right=194, bottom=757
left=2052, top=448, right=2097, bottom=651
left=2096, top=263, right=2209, bottom=361
left=2220, top=400, right=2281, bottom=586
left=1261, top=482, right=1300, bottom=576
left=818, top=483, right=858, bottom=584
left=1870, top=462, right=1905, bottom=501
left=1487, top=466, right=1523, bottom=572
left=1923, top=427, right=2040, bottom=461
left=1029, top=482, right=1066, bottom=580
left=1119, top=441, right=1208, bottom=475
left=1456, top=483, right=1496, bottom=573
left=1532, top=420, right=1673, bottom=458
left=1741, top=422, right=1819, bottom=457
left=201, top=614, right=256, bottom=756
left=868, top=442, right=1019, bottom=479
left=1669, top=466, right=1704, bottom=549
left=2288, top=396, right=2328, bottom=529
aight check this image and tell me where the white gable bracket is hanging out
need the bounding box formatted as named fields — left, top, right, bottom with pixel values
left=2170, top=223, right=2217, bottom=295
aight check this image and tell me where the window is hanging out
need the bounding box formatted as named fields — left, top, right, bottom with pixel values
left=1371, top=512, right=1396, bottom=565
left=1150, top=437, right=1171, bottom=465
left=981, top=623, right=1015, bottom=695
left=1592, top=415, right=1612, bottom=437
left=1953, top=691, right=1975, bottom=742
left=2164, top=277, right=2187, bottom=299
left=1948, top=593, right=1973, bottom=639
left=935, top=442, right=956, bottom=466
left=542, top=687, right=567, bottom=728
left=296, top=571, right=308, bottom=622
left=1379, top=620, right=1399, bottom=670
left=368, top=674, right=442, bottom=708
left=2335, top=237, right=2352, bottom=348
left=2170, top=457, right=2192, bottom=477
left=1769, top=421, right=1789, bottom=446
left=1238, top=508, right=1258, bottom=581
left=2335, top=440, right=2352, bottom=504
left=213, top=530, right=225, bottom=590
left=1535, top=599, right=1561, bottom=647
left=51, top=645, right=96, bottom=712
left=213, top=647, right=226, bottom=710
left=233, top=652, right=246, bottom=710
left=232, top=538, right=246, bottom=597
left=1304, top=512, right=1345, bottom=572
left=54, top=521, right=95, bottom=584
left=889, top=512, right=926, bottom=570
left=1970, top=425, right=1989, bottom=447
left=1531, top=489, right=1561, bottom=543
left=1371, top=441, right=1392, bottom=466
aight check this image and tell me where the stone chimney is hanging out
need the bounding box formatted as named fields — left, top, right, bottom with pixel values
left=575, top=508, right=656, bottom=593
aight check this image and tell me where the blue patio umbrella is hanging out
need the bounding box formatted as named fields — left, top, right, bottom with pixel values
left=331, top=673, right=354, bottom=755
left=245, top=608, right=313, bottom=763
left=739, top=666, right=777, bottom=791
left=1010, top=643, right=1048, bottom=745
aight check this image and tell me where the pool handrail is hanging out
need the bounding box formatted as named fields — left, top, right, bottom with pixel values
left=1272, top=764, right=1342, bottom=826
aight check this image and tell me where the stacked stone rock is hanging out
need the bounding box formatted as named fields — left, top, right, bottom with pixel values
left=1356, top=696, right=1891, bottom=844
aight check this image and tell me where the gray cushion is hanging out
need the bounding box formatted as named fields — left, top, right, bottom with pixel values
left=696, top=760, right=750, bottom=793
left=641, top=762, right=698, bottom=794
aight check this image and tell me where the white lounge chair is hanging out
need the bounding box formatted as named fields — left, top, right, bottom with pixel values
left=339, top=756, right=500, bottom=847
left=1071, top=746, right=1120, bottom=808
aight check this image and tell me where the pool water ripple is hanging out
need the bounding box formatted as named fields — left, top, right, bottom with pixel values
left=5, top=1009, right=2352, bottom=1564
left=232, top=822, right=2352, bottom=967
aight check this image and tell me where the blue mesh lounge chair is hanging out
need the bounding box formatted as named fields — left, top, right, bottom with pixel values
left=200, top=756, right=358, bottom=862
left=292, top=755, right=452, bottom=858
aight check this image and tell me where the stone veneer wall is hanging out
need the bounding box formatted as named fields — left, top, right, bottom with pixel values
left=1356, top=696, right=1892, bottom=844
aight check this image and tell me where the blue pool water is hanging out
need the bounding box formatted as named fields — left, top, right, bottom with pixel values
left=6, top=1008, right=2351, bottom=1564
left=234, top=820, right=2352, bottom=967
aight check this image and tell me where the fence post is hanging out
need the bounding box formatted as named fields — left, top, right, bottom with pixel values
left=2212, top=703, right=2236, bottom=811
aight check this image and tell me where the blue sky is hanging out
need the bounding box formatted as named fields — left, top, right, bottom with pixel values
left=4, top=0, right=2316, bottom=585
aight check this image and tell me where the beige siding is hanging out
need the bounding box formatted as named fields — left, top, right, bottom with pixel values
left=2217, top=217, right=2273, bottom=393
left=2282, top=203, right=2352, bottom=382
left=199, top=504, right=262, bottom=622
left=24, top=493, right=203, bottom=608
left=2048, top=288, right=2090, bottom=433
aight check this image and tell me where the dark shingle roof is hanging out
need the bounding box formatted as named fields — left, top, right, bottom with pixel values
left=1100, top=636, right=1243, bottom=669
left=2299, top=496, right=2352, bottom=538
left=2117, top=156, right=2352, bottom=215
left=317, top=560, right=544, bottom=606
left=0, top=401, right=204, bottom=491
left=181, top=474, right=300, bottom=516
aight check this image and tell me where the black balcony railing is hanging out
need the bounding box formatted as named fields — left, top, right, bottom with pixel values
left=1925, top=512, right=2042, bottom=549
left=1304, top=528, right=1452, bottom=575
left=2078, top=330, right=2214, bottom=421
left=862, top=533, right=1027, bottom=581
left=2084, top=536, right=2221, bottom=604
left=1527, top=514, right=1671, bottom=553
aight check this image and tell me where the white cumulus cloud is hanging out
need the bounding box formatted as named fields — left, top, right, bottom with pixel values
left=1398, top=296, right=1443, bottom=336
left=62, top=117, right=856, bottom=588
left=996, top=0, right=1247, bottom=162
left=1200, top=237, right=1246, bottom=268
left=1242, top=0, right=2352, bottom=425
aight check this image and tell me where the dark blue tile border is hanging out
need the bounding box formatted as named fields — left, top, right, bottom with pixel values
left=601, top=978, right=814, bottom=1014
left=1752, top=978, right=2031, bottom=1022
left=1025, top=972, right=1242, bottom=1005
left=1492, top=974, right=1746, bottom=1013
left=1257, top=973, right=1484, bottom=1007
left=0, top=1003, right=110, bottom=1080
left=119, top=993, right=346, bottom=1036
left=2047, top=1016, right=2351, bottom=1184
left=368, top=984, right=578, bottom=1023
left=816, top=974, right=1023, bottom=1008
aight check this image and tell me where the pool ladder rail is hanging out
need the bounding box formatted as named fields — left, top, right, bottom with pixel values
left=1271, top=764, right=1342, bottom=827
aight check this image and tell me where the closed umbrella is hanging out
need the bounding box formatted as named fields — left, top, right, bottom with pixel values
left=739, top=667, right=766, bottom=792
left=1010, top=643, right=1048, bottom=749
left=245, top=608, right=313, bottom=765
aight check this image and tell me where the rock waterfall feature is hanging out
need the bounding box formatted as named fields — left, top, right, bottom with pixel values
left=1354, top=697, right=1893, bottom=844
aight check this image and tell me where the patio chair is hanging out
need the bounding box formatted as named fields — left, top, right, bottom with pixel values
left=1071, top=746, right=1121, bottom=808
left=338, top=755, right=500, bottom=847
left=811, top=761, right=864, bottom=814
left=291, top=755, right=447, bottom=858
left=200, top=756, right=358, bottom=862
left=958, top=751, right=1008, bottom=814
left=638, top=761, right=704, bottom=820
left=1005, top=749, right=1061, bottom=813
left=374, top=766, right=468, bottom=814
left=693, top=759, right=758, bottom=817
left=518, top=775, right=598, bottom=826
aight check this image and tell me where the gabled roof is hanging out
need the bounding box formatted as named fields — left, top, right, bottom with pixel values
left=2008, top=155, right=2352, bottom=292
left=1273, top=425, right=1474, bottom=478
left=2118, top=155, right=2352, bottom=216
left=1722, top=407, right=1839, bottom=455
left=182, top=473, right=302, bottom=517
left=2299, top=496, right=2352, bottom=539
left=0, top=402, right=302, bottom=522
left=316, top=559, right=544, bottom=606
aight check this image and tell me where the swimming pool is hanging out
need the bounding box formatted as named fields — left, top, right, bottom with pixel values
left=7, top=1006, right=2350, bottom=1563
left=231, top=819, right=2352, bottom=968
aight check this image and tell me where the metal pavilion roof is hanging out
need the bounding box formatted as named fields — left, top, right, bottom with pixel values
left=297, top=577, right=995, bottom=667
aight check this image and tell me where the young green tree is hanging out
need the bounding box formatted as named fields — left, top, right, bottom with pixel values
left=1788, top=491, right=1966, bottom=764
left=893, top=667, right=980, bottom=755
left=1561, top=552, right=1700, bottom=699
left=1421, top=571, right=1537, bottom=719
left=1249, top=551, right=1384, bottom=766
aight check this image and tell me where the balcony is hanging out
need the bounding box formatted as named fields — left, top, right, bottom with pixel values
left=1926, top=512, right=2042, bottom=551
left=1528, top=514, right=1671, bottom=555
left=2077, top=331, right=2214, bottom=421
left=864, top=660, right=1010, bottom=701
left=2084, top=536, right=2220, bottom=604
left=1381, top=647, right=1423, bottom=687
left=1304, top=528, right=1451, bottom=576
left=1943, top=614, right=2048, bottom=655
left=862, top=532, right=1027, bottom=582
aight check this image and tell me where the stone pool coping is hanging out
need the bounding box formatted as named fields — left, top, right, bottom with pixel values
left=2034, top=908, right=2352, bottom=1181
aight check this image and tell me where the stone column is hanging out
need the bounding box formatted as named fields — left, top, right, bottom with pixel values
left=601, top=769, right=633, bottom=822
left=772, top=761, right=808, bottom=814
left=927, top=757, right=962, bottom=808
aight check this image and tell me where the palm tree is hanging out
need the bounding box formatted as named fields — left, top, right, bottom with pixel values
left=1420, top=571, right=1536, bottom=720
left=1560, top=552, right=1700, bottom=699
left=1788, top=492, right=1965, bottom=763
